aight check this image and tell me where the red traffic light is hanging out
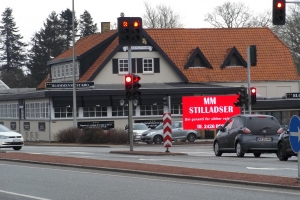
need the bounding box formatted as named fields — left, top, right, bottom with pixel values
left=122, top=20, right=129, bottom=28
left=125, top=75, right=132, bottom=83
left=132, top=20, right=140, bottom=28
left=251, top=87, right=256, bottom=94
left=133, top=75, right=141, bottom=83
left=276, top=2, right=283, bottom=8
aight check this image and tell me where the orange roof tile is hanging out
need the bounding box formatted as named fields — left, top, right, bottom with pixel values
left=54, top=30, right=117, bottom=60
left=145, top=27, right=300, bottom=82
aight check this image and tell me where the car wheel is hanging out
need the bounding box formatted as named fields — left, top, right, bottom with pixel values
left=153, top=135, right=163, bottom=144
left=187, top=133, right=196, bottom=142
left=253, top=153, right=261, bottom=157
left=235, top=142, right=244, bottom=157
left=13, top=146, right=22, bottom=151
left=277, top=143, right=288, bottom=161
left=214, top=141, right=222, bottom=156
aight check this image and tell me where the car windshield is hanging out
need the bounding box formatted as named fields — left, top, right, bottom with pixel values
left=133, top=124, right=148, bottom=130
left=246, top=116, right=280, bottom=135
left=0, top=124, right=12, bottom=132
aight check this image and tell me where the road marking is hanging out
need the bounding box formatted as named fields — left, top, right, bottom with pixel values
left=0, top=189, right=50, bottom=200
left=1, top=163, right=299, bottom=196
left=247, top=167, right=297, bottom=170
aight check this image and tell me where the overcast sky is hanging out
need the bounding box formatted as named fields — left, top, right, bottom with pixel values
left=2, top=0, right=273, bottom=43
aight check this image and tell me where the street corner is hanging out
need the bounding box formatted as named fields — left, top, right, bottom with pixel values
left=109, top=150, right=188, bottom=156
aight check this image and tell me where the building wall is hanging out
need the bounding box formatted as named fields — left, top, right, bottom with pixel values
left=211, top=81, right=299, bottom=98
left=93, top=51, right=183, bottom=84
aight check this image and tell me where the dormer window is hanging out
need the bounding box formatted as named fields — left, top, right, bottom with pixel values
left=184, top=47, right=212, bottom=69
left=221, top=46, right=247, bottom=69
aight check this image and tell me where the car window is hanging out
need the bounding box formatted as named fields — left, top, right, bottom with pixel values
left=133, top=124, right=148, bottom=130
left=231, top=117, right=243, bottom=129
left=223, top=118, right=233, bottom=131
left=246, top=116, right=281, bottom=134
left=172, top=122, right=180, bottom=128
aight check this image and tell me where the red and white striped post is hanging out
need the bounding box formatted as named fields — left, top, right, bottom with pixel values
left=163, top=113, right=172, bottom=152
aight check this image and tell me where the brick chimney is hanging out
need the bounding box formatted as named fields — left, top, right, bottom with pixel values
left=101, top=22, right=110, bottom=33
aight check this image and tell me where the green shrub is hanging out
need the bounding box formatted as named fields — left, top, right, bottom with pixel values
left=79, top=128, right=108, bottom=144
left=55, top=127, right=83, bottom=143
left=107, top=128, right=128, bottom=144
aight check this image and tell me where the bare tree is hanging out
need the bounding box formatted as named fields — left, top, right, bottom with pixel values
left=204, top=1, right=271, bottom=28
left=272, top=4, right=300, bottom=74
left=142, top=2, right=183, bottom=28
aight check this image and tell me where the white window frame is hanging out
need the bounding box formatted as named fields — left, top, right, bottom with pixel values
left=118, top=59, right=129, bottom=74
left=83, top=106, right=108, bottom=117
left=140, top=105, right=163, bottom=116
left=143, top=58, right=154, bottom=73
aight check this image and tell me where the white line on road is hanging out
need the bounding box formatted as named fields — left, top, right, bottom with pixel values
left=0, top=189, right=51, bottom=200
left=247, top=167, right=297, bottom=170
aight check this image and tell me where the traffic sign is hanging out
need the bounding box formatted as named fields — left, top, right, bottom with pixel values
left=163, top=113, right=172, bottom=152
left=288, top=115, right=300, bottom=153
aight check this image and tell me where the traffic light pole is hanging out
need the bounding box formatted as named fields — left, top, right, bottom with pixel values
left=247, top=46, right=252, bottom=114
left=128, top=45, right=133, bottom=151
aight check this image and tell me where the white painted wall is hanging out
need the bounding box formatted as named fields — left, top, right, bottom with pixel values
left=93, top=51, right=183, bottom=84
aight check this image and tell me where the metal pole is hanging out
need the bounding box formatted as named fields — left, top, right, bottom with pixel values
left=72, top=0, right=77, bottom=128
left=128, top=45, right=133, bottom=151
left=247, top=46, right=251, bottom=114
left=298, top=152, right=300, bottom=182
left=167, top=96, right=171, bottom=113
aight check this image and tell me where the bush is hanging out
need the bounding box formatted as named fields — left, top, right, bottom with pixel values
left=79, top=128, right=108, bottom=144
left=55, top=127, right=83, bottom=143
left=107, top=128, right=128, bottom=144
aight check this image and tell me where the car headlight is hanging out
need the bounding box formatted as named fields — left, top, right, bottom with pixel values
left=0, top=135, right=9, bottom=139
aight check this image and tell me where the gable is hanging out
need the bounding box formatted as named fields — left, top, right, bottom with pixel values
left=221, top=46, right=247, bottom=69
left=184, top=47, right=212, bottom=69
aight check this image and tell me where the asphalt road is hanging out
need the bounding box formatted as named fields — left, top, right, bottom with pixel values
left=1, top=161, right=300, bottom=200
left=10, top=144, right=299, bottom=178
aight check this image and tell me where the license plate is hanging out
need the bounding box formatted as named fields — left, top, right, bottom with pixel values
left=13, top=139, right=21, bottom=142
left=256, top=137, right=272, bottom=142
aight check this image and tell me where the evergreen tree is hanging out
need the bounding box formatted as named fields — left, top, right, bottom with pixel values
left=40, top=11, right=65, bottom=58
left=60, top=8, right=78, bottom=50
left=26, top=32, right=50, bottom=87
left=79, top=10, right=98, bottom=37
left=0, top=7, right=27, bottom=72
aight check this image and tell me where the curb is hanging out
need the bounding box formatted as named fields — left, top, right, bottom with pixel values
left=109, top=151, right=188, bottom=156
left=1, top=158, right=299, bottom=190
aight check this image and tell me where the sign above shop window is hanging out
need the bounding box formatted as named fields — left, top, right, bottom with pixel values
left=45, top=82, right=94, bottom=89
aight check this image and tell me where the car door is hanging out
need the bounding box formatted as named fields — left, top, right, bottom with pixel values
left=171, top=121, right=182, bottom=140
left=227, top=117, right=243, bottom=149
left=217, top=119, right=233, bottom=149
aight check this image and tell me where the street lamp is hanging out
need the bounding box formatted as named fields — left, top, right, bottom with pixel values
left=72, top=0, right=77, bottom=128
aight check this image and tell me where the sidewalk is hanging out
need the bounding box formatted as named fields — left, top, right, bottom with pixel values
left=0, top=146, right=299, bottom=189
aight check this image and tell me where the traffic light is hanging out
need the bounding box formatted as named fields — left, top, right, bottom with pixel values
left=250, top=45, right=257, bottom=66
left=118, top=17, right=130, bottom=45
left=118, top=17, right=143, bottom=46
left=234, top=88, right=247, bottom=107
left=125, top=74, right=132, bottom=99
left=250, top=87, right=257, bottom=105
left=130, top=17, right=143, bottom=45
left=273, top=0, right=286, bottom=25
left=132, top=74, right=141, bottom=97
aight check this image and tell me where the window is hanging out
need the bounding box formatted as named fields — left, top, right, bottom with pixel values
left=229, top=55, right=243, bottom=66
left=143, top=58, right=153, bottom=73
left=140, top=105, right=163, bottom=116
left=65, top=64, right=69, bottom=76
left=61, top=65, right=65, bottom=77
left=54, top=107, right=78, bottom=118
left=83, top=106, right=108, bottom=117
left=57, top=65, right=61, bottom=77
left=25, top=102, right=49, bottom=119
left=53, top=66, right=57, bottom=78
left=119, top=59, right=128, bottom=73
left=0, top=103, right=19, bottom=118
left=171, top=104, right=182, bottom=115
left=70, top=63, right=73, bottom=76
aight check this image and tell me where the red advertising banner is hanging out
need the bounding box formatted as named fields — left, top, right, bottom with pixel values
left=182, top=95, right=241, bottom=130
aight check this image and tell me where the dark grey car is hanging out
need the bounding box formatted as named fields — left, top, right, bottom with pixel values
left=213, top=114, right=284, bottom=157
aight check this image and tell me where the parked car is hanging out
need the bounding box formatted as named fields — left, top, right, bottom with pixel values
left=277, top=127, right=298, bottom=161
left=140, top=121, right=198, bottom=144
left=125, top=123, right=150, bottom=141
left=0, top=124, right=24, bottom=150
left=213, top=114, right=284, bottom=157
